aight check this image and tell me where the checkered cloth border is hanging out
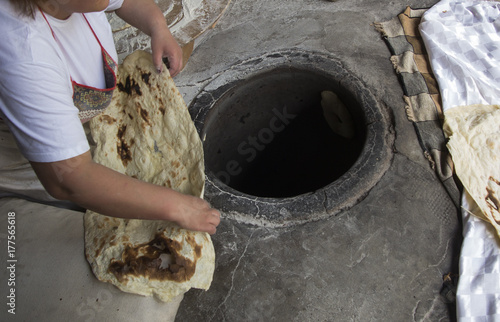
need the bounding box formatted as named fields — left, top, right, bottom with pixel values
left=374, top=7, right=461, bottom=208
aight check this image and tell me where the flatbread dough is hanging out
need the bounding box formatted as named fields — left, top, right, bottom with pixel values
left=443, top=104, right=500, bottom=236
left=320, top=91, right=355, bottom=139
left=84, top=50, right=214, bottom=302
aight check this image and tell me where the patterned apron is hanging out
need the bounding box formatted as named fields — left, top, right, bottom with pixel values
left=40, top=10, right=117, bottom=122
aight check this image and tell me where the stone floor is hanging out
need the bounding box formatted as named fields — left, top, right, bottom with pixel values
left=171, top=0, right=462, bottom=321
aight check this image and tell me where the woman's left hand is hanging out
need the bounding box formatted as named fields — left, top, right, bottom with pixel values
left=116, top=0, right=183, bottom=77
left=151, top=26, right=183, bottom=77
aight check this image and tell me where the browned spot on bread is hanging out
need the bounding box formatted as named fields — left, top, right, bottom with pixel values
left=108, top=233, right=197, bottom=284
left=117, top=125, right=132, bottom=166
left=185, top=234, right=202, bottom=260
left=117, top=76, right=142, bottom=96
left=100, top=115, right=116, bottom=124
left=136, top=102, right=151, bottom=126
left=141, top=72, right=151, bottom=85
left=95, top=237, right=107, bottom=258
left=153, top=94, right=166, bottom=115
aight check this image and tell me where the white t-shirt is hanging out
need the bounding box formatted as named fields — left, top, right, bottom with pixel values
left=0, top=0, right=124, bottom=163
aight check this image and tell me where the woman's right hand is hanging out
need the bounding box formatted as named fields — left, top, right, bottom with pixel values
left=166, top=191, right=221, bottom=235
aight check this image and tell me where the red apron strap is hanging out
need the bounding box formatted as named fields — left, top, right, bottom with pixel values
left=81, top=14, right=105, bottom=50
left=38, top=6, right=56, bottom=39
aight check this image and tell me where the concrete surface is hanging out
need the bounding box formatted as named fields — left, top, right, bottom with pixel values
left=171, top=0, right=462, bottom=321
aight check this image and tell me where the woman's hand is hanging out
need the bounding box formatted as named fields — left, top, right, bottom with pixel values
left=165, top=191, right=221, bottom=235
left=116, top=0, right=183, bottom=77
left=150, top=26, right=183, bottom=77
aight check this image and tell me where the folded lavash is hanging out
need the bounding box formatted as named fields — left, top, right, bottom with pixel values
left=84, top=50, right=214, bottom=303
left=443, top=104, right=500, bottom=237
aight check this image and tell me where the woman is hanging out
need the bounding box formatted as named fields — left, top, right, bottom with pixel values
left=0, top=0, right=220, bottom=234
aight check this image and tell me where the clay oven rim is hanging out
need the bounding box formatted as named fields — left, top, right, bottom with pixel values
left=188, top=49, right=394, bottom=226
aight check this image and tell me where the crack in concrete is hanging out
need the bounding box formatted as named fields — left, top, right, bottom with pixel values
left=347, top=224, right=382, bottom=269
left=412, top=296, right=446, bottom=322
left=410, top=234, right=452, bottom=289
left=412, top=300, right=421, bottom=321
left=210, top=230, right=256, bottom=321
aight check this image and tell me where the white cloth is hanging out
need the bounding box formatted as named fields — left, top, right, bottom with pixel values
left=457, top=196, right=500, bottom=321
left=0, top=0, right=123, bottom=201
left=420, top=0, right=500, bottom=111
left=420, top=1, right=500, bottom=321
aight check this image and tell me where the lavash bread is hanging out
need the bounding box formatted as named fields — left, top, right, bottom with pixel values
left=84, top=50, right=215, bottom=302
left=320, top=90, right=355, bottom=139
left=443, top=104, right=500, bottom=237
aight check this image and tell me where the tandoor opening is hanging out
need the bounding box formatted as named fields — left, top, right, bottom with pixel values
left=202, top=67, right=366, bottom=198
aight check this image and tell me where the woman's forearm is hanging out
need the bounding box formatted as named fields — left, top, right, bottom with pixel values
left=30, top=151, right=220, bottom=234
left=115, top=0, right=167, bottom=37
